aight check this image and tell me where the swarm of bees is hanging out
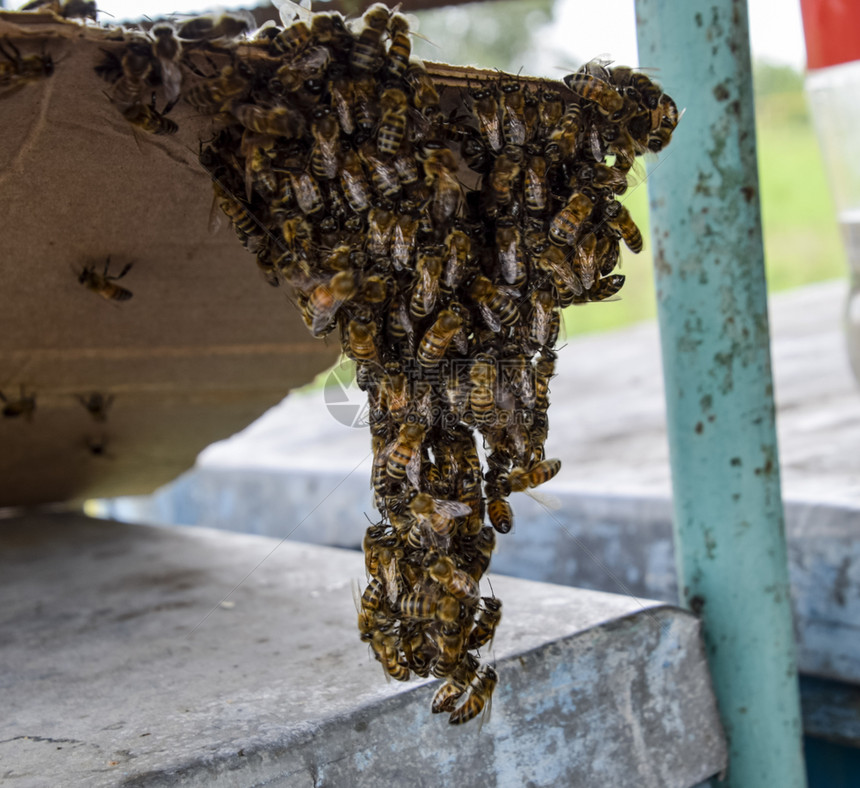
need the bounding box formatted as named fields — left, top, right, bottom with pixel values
left=91, top=2, right=677, bottom=725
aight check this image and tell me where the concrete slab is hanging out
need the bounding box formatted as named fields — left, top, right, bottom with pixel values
left=0, top=514, right=726, bottom=788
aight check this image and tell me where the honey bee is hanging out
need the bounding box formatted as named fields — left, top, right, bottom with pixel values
left=240, top=132, right=277, bottom=200
left=500, top=79, right=527, bottom=147
left=377, top=87, right=409, bottom=158
left=339, top=149, right=372, bottom=214
left=409, top=250, right=442, bottom=320
left=423, top=146, right=463, bottom=226
left=367, top=205, right=397, bottom=259
left=308, top=106, right=340, bottom=181
left=610, top=65, right=663, bottom=110
left=392, top=213, right=418, bottom=271
left=417, top=309, right=463, bottom=367
left=350, top=3, right=390, bottom=74
left=488, top=147, right=521, bottom=208
left=151, top=23, right=182, bottom=111
left=468, top=355, right=497, bottom=426
left=597, top=234, right=621, bottom=277
left=326, top=65, right=355, bottom=135
left=305, top=270, right=356, bottom=336
left=432, top=622, right=467, bottom=677
left=387, top=301, right=415, bottom=348
left=504, top=458, right=561, bottom=493
left=533, top=351, right=555, bottom=411
left=466, top=598, right=502, bottom=650
left=523, top=150, right=548, bottom=215
left=185, top=62, right=251, bottom=114
left=121, top=100, right=179, bottom=135
left=495, top=218, right=526, bottom=289
left=573, top=274, right=626, bottom=303
left=448, top=664, right=497, bottom=725
left=399, top=590, right=460, bottom=623
left=379, top=367, right=409, bottom=424
left=0, top=38, right=54, bottom=96
left=573, top=231, right=598, bottom=291
left=0, top=385, right=36, bottom=421
left=20, top=0, right=97, bottom=21
left=76, top=392, right=114, bottom=423
left=548, top=191, right=594, bottom=247
left=393, top=153, right=420, bottom=189
left=603, top=200, right=643, bottom=253
left=425, top=552, right=479, bottom=603
left=546, top=99, right=583, bottom=161
left=469, top=275, right=519, bottom=332
left=443, top=228, right=471, bottom=294
left=347, top=319, right=381, bottom=366
left=409, top=493, right=472, bottom=540
left=176, top=11, right=255, bottom=43
left=386, top=13, right=412, bottom=80
left=529, top=289, right=560, bottom=349
left=273, top=19, right=311, bottom=58
left=404, top=64, right=441, bottom=119
left=486, top=496, right=513, bottom=534
left=231, top=103, right=306, bottom=138
left=470, top=84, right=502, bottom=153
left=369, top=629, right=410, bottom=681
left=432, top=654, right=479, bottom=713
left=385, top=422, right=425, bottom=485
left=538, top=88, right=563, bottom=134
left=78, top=256, right=133, bottom=302
left=564, top=68, right=624, bottom=119
left=287, top=167, right=324, bottom=217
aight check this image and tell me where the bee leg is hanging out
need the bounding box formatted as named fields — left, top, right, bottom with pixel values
left=114, top=261, right=134, bottom=280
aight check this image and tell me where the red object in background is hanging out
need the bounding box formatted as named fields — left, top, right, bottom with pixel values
left=801, top=0, right=860, bottom=70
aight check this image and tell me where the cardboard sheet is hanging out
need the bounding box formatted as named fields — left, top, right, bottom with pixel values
left=0, top=13, right=341, bottom=506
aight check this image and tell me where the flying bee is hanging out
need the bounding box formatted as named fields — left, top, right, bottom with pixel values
left=347, top=319, right=381, bottom=366
left=231, top=103, right=306, bottom=138
left=76, top=392, right=114, bottom=423
left=386, top=13, right=412, bottom=79
left=385, top=422, right=425, bottom=485
left=548, top=191, right=594, bottom=247
left=504, top=458, right=561, bottom=493
left=449, top=664, right=498, bottom=726
left=425, top=552, right=479, bottom=603
left=121, top=100, right=178, bottom=135
left=1, top=385, right=36, bottom=421
left=565, top=67, right=624, bottom=119
left=573, top=231, right=599, bottom=290
left=20, top=0, right=97, bottom=21
left=468, top=355, right=497, bottom=426
left=150, top=23, right=182, bottom=111
left=469, top=275, right=519, bottom=332
left=350, top=2, right=389, bottom=74
left=467, top=598, right=502, bottom=650
left=0, top=38, right=54, bottom=96
left=470, top=83, right=502, bottom=152
left=603, top=201, right=643, bottom=253
left=417, top=309, right=463, bottom=367
left=305, top=270, right=356, bottom=337
left=409, top=250, right=442, bottom=320
left=377, top=87, right=409, bottom=158
left=392, top=213, right=418, bottom=271
left=500, top=78, right=527, bottom=146
left=78, top=256, right=133, bottom=302
left=367, top=205, right=397, bottom=259
left=529, top=289, right=560, bottom=349
left=339, top=149, right=372, bottom=214
left=409, top=493, right=472, bottom=540
left=308, top=105, right=340, bottom=180
left=177, top=10, right=254, bottom=42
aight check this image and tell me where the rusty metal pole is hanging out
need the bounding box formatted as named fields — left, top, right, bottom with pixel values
left=633, top=1, right=807, bottom=785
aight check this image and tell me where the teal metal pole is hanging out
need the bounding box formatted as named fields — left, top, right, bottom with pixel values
left=633, top=1, right=807, bottom=786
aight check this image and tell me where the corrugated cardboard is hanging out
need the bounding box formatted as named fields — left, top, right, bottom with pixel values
left=0, top=13, right=341, bottom=506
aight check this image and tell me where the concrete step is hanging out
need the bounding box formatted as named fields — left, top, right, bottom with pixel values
left=0, top=514, right=725, bottom=787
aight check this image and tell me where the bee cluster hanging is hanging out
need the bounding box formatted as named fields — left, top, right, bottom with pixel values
left=91, top=2, right=678, bottom=725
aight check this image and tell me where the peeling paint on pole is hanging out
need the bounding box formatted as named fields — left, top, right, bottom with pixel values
left=634, top=1, right=807, bottom=786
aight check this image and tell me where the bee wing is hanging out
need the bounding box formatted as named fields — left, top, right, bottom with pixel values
left=311, top=295, right=340, bottom=336
left=159, top=59, right=182, bottom=106
left=452, top=327, right=469, bottom=356
left=498, top=240, right=519, bottom=285
left=525, top=488, right=561, bottom=510
left=398, top=304, right=415, bottom=348
left=432, top=499, right=472, bottom=519
left=477, top=303, right=501, bottom=333
left=406, top=448, right=422, bottom=489
left=208, top=192, right=224, bottom=234
left=383, top=560, right=400, bottom=605
left=273, top=0, right=313, bottom=26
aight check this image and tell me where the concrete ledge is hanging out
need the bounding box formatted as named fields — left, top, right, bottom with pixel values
left=1, top=515, right=725, bottom=787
